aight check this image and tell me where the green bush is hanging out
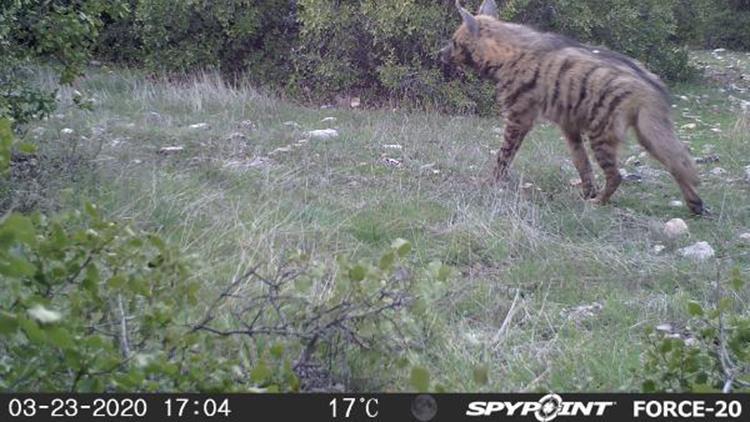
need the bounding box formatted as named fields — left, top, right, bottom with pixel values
left=0, top=204, right=444, bottom=391
left=132, top=0, right=296, bottom=85
left=0, top=0, right=128, bottom=126
left=0, top=205, right=246, bottom=391
left=639, top=268, right=750, bottom=393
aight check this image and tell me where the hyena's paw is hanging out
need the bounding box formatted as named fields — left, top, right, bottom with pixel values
left=582, top=185, right=598, bottom=199
left=586, top=194, right=610, bottom=206
left=492, top=165, right=511, bottom=184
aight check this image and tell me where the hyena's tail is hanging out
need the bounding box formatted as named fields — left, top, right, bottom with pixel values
left=633, top=100, right=704, bottom=215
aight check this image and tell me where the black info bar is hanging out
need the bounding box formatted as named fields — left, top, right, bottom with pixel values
left=1, top=393, right=748, bottom=422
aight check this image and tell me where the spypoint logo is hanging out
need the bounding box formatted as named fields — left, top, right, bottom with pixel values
left=466, top=394, right=616, bottom=421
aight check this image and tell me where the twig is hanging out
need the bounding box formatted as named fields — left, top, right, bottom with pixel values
left=117, top=294, right=130, bottom=358
left=492, top=288, right=520, bottom=345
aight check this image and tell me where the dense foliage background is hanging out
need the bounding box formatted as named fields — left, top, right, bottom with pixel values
left=3, top=0, right=750, bottom=119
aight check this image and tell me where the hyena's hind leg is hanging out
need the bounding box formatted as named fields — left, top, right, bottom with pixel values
left=589, top=134, right=623, bottom=205
left=494, top=118, right=533, bottom=182
left=563, top=131, right=597, bottom=199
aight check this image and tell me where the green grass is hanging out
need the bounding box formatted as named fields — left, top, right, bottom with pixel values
left=14, top=53, right=750, bottom=392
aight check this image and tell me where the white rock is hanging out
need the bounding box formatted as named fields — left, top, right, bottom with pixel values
left=382, top=144, right=403, bottom=150
left=678, top=241, right=715, bottom=261
left=350, top=97, right=361, bottom=108
left=306, top=129, right=339, bottom=140
left=739, top=233, right=750, bottom=242
left=744, top=165, right=750, bottom=183
left=321, top=117, right=337, bottom=123
left=225, top=132, right=246, bottom=141
left=189, top=122, right=209, bottom=130
left=60, top=128, right=74, bottom=135
left=664, top=218, right=689, bottom=238
left=158, top=146, right=184, bottom=154
left=269, top=146, right=293, bottom=155
left=653, top=244, right=666, bottom=254
left=710, top=167, right=727, bottom=176
left=669, top=200, right=684, bottom=208
left=681, top=123, right=697, bottom=130
left=655, top=323, right=674, bottom=333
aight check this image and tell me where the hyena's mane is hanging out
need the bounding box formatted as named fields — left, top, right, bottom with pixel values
left=474, top=18, right=670, bottom=102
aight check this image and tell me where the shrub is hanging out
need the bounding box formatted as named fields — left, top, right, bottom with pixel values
left=0, top=0, right=128, bottom=126
left=639, top=268, right=750, bottom=393
left=132, top=0, right=297, bottom=85
left=0, top=205, right=445, bottom=391
left=0, top=205, right=246, bottom=391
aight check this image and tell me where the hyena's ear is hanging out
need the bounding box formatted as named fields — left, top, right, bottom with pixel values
left=455, top=0, right=479, bottom=36
left=477, top=0, right=498, bottom=18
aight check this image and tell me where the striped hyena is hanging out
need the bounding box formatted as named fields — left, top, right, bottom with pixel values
left=441, top=0, right=704, bottom=215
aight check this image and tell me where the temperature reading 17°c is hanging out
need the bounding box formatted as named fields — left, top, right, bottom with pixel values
left=329, top=397, right=379, bottom=419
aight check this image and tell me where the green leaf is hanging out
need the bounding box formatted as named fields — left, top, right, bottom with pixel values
left=0, top=256, right=36, bottom=277
left=83, top=264, right=100, bottom=295
left=107, top=274, right=127, bottom=289
left=349, top=264, right=367, bottom=282
left=409, top=366, right=430, bottom=392
left=251, top=360, right=272, bottom=384
left=379, top=251, right=395, bottom=270
left=659, top=339, right=673, bottom=354
left=18, top=317, right=45, bottom=344
left=270, top=343, right=284, bottom=360
left=46, top=326, right=75, bottom=349
left=687, top=301, right=704, bottom=317
left=473, top=365, right=489, bottom=386
left=0, top=312, right=19, bottom=335
left=391, top=238, right=412, bottom=257
left=642, top=380, right=656, bottom=393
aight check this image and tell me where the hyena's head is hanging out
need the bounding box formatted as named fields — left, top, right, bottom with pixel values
left=440, top=0, right=499, bottom=67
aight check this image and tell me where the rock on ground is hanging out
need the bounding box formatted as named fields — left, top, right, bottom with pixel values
left=678, top=241, right=715, bottom=261
left=307, top=129, right=339, bottom=140
left=664, top=218, right=689, bottom=238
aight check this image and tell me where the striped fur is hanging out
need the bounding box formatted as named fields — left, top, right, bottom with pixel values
left=441, top=0, right=704, bottom=214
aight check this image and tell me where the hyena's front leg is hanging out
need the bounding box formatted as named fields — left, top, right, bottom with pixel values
left=493, top=121, right=532, bottom=182
left=563, top=131, right=597, bottom=199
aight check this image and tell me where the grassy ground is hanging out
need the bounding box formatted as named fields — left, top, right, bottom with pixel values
left=14, top=51, right=750, bottom=392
